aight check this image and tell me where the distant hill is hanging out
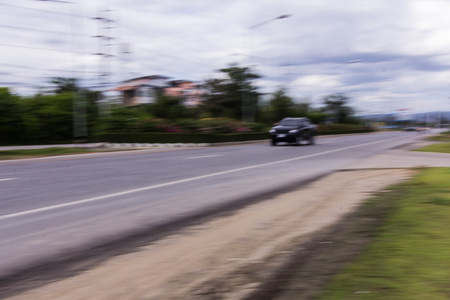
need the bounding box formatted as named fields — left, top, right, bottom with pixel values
left=359, top=111, right=450, bottom=125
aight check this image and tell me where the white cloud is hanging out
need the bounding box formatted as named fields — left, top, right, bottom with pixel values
left=293, top=75, right=340, bottom=90
left=1, top=0, right=450, bottom=113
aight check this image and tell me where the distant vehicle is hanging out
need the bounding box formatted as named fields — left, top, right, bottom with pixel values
left=269, top=117, right=317, bottom=146
left=404, top=126, right=430, bottom=132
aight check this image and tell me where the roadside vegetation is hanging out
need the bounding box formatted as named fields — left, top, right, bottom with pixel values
left=427, top=130, right=450, bottom=142
left=318, top=167, right=450, bottom=300
left=414, top=131, right=450, bottom=153
left=0, top=147, right=93, bottom=160
left=0, top=64, right=371, bottom=146
left=414, top=143, right=450, bottom=153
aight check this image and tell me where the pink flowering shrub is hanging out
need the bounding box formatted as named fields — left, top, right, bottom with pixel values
left=130, top=117, right=265, bottom=134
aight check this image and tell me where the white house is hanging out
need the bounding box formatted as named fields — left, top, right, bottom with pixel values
left=112, top=75, right=169, bottom=106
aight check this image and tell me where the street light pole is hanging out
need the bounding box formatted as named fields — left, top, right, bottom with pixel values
left=243, top=14, right=291, bottom=123
left=248, top=14, right=292, bottom=29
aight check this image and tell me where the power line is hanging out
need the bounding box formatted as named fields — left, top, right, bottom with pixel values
left=0, top=62, right=98, bottom=74
left=1, top=2, right=220, bottom=92
left=0, top=42, right=89, bottom=55
left=10, top=3, right=207, bottom=66
left=120, top=23, right=215, bottom=70
left=0, top=81, right=46, bottom=87
left=0, top=72, right=52, bottom=80
left=0, top=2, right=86, bottom=18
left=0, top=22, right=89, bottom=37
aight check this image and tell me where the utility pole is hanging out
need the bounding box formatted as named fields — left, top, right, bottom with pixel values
left=94, top=8, right=116, bottom=114
left=36, top=0, right=87, bottom=141
left=120, top=42, right=132, bottom=81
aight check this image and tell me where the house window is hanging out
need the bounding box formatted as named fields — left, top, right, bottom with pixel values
left=138, top=88, right=147, bottom=98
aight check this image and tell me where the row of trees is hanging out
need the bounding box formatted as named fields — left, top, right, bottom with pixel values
left=201, top=64, right=357, bottom=125
left=0, top=81, right=99, bottom=145
left=0, top=64, right=359, bottom=145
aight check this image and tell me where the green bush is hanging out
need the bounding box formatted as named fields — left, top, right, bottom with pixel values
left=195, top=118, right=250, bottom=134
left=317, top=123, right=374, bottom=135
left=100, top=116, right=260, bottom=135
left=91, top=123, right=374, bottom=145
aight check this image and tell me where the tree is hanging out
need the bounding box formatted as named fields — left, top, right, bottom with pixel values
left=152, top=93, right=185, bottom=120
left=18, top=93, right=75, bottom=143
left=321, top=93, right=356, bottom=123
left=0, top=88, right=24, bottom=144
left=263, top=89, right=320, bottom=124
left=0, top=77, right=102, bottom=144
left=50, top=77, right=80, bottom=94
left=47, top=77, right=102, bottom=139
left=99, top=105, right=142, bottom=133
left=201, top=63, right=260, bottom=121
left=267, top=88, right=295, bottom=122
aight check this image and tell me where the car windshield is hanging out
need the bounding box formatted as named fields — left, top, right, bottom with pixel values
left=279, top=119, right=302, bottom=126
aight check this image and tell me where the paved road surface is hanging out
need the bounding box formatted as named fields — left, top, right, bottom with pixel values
left=0, top=131, right=424, bottom=277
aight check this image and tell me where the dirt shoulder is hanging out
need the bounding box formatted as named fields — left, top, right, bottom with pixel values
left=5, top=168, right=414, bottom=300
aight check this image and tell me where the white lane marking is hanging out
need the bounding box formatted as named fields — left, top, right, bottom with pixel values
left=184, top=155, right=221, bottom=160
left=0, top=178, right=17, bottom=182
left=0, top=136, right=407, bottom=221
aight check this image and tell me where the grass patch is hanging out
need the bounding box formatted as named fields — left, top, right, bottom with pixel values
left=414, top=143, right=450, bottom=153
left=0, top=147, right=93, bottom=160
left=427, top=131, right=450, bottom=142
left=318, top=168, right=450, bottom=300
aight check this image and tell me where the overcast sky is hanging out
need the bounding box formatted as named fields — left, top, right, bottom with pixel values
left=2, top=0, right=450, bottom=115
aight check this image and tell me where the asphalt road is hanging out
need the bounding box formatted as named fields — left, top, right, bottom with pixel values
left=0, top=131, right=424, bottom=278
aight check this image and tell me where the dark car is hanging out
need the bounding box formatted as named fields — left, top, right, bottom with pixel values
left=269, top=117, right=317, bottom=146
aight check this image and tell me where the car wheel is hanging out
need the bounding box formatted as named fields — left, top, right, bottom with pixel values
left=308, top=134, right=315, bottom=145
left=295, top=136, right=302, bottom=146
left=271, top=139, right=277, bottom=146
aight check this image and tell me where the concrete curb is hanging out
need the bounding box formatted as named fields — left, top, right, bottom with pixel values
left=0, top=140, right=270, bottom=151
left=1, top=129, right=443, bottom=151
left=100, top=139, right=268, bottom=149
